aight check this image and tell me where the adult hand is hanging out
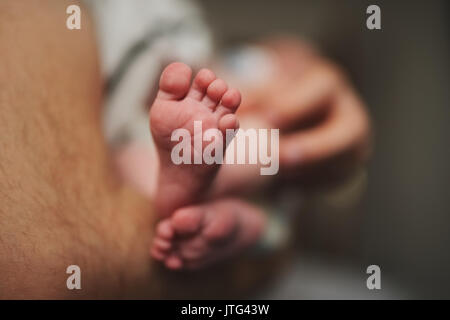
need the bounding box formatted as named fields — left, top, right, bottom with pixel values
left=241, top=37, right=371, bottom=186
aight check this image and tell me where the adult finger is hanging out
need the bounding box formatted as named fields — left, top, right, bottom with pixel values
left=263, top=60, right=346, bottom=130
left=278, top=87, right=371, bottom=169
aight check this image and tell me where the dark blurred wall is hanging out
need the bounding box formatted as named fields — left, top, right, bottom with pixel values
left=198, top=0, right=450, bottom=298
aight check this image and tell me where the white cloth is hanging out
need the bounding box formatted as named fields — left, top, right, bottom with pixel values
left=84, top=0, right=212, bottom=146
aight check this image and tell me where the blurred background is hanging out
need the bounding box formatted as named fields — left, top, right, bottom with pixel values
left=195, top=0, right=450, bottom=299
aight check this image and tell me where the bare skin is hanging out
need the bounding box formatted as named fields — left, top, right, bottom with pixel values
left=0, top=0, right=370, bottom=297
left=0, top=0, right=270, bottom=298
left=150, top=63, right=241, bottom=218
left=117, top=38, right=371, bottom=198
left=0, top=0, right=157, bottom=299
left=151, top=198, right=266, bottom=270
left=149, top=63, right=266, bottom=270
left=242, top=37, right=371, bottom=183
left=122, top=39, right=371, bottom=271
left=211, top=37, right=371, bottom=194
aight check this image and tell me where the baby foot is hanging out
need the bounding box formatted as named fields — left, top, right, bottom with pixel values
left=150, top=62, right=241, bottom=218
left=150, top=198, right=266, bottom=270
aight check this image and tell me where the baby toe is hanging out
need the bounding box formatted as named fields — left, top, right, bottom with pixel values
left=171, top=206, right=204, bottom=236
left=219, top=114, right=239, bottom=138
left=202, top=78, right=228, bottom=109
left=154, top=237, right=172, bottom=251
left=215, top=88, right=241, bottom=117
left=165, top=254, right=184, bottom=270
left=157, top=62, right=192, bottom=100
left=150, top=246, right=168, bottom=261
left=187, top=68, right=216, bottom=101
left=156, top=220, right=174, bottom=240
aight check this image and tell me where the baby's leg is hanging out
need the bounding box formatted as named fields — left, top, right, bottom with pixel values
left=151, top=198, right=266, bottom=270
left=150, top=62, right=241, bottom=218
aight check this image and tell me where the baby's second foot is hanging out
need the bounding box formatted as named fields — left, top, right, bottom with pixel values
left=150, top=198, right=266, bottom=270
left=150, top=62, right=241, bottom=217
